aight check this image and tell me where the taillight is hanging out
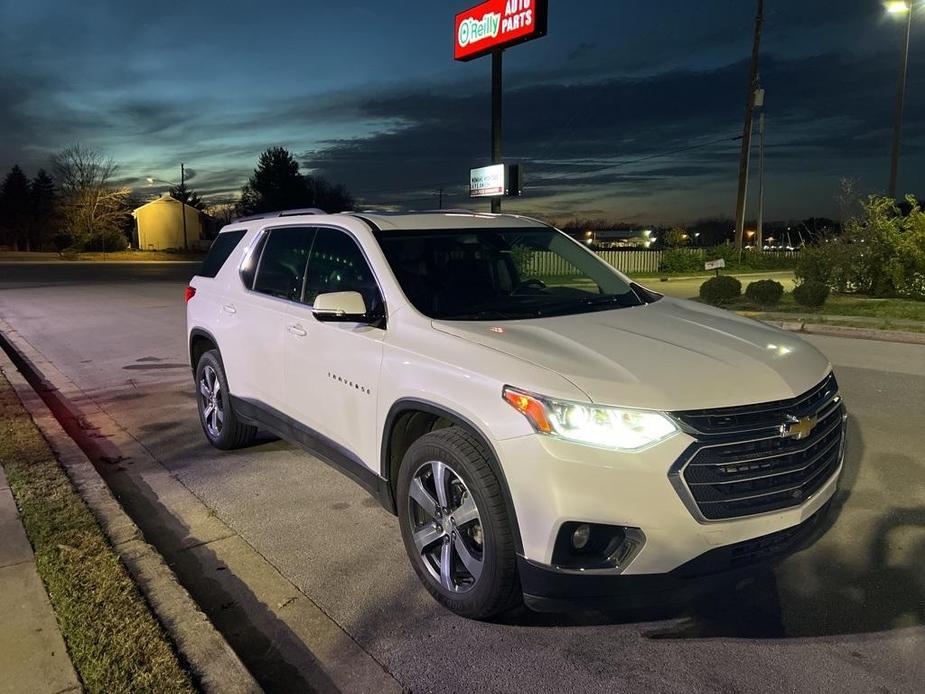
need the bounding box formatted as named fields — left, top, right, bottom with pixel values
left=184, top=286, right=197, bottom=303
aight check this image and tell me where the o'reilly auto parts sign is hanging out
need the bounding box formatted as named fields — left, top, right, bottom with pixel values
left=454, top=0, right=548, bottom=62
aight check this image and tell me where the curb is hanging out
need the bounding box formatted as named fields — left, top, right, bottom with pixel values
left=0, top=337, right=262, bottom=694
left=761, top=319, right=925, bottom=345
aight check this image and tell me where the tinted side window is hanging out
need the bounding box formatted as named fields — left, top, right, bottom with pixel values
left=253, top=227, right=316, bottom=301
left=305, top=229, right=382, bottom=314
left=197, top=230, right=245, bottom=278
left=239, top=231, right=267, bottom=290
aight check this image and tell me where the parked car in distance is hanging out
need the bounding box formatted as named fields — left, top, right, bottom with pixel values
left=186, top=210, right=847, bottom=619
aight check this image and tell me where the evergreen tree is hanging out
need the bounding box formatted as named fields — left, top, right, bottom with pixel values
left=0, top=165, right=31, bottom=249
left=237, top=147, right=310, bottom=215
left=236, top=147, right=354, bottom=215
left=169, top=181, right=205, bottom=210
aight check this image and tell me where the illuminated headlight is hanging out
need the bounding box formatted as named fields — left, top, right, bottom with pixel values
left=503, top=386, right=678, bottom=451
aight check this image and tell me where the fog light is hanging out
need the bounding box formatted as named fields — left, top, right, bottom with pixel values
left=553, top=522, right=646, bottom=571
left=571, top=524, right=591, bottom=550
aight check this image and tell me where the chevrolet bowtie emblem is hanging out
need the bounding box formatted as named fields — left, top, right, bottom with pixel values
left=780, top=415, right=817, bottom=440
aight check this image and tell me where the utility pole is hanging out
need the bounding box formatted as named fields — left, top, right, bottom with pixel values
left=491, top=50, right=503, bottom=214
left=734, top=0, right=764, bottom=255
left=756, top=111, right=766, bottom=250
left=438, top=188, right=444, bottom=210
left=889, top=5, right=913, bottom=200
left=180, top=162, right=188, bottom=250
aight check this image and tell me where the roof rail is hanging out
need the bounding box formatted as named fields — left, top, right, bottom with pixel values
left=233, top=208, right=327, bottom=223
left=348, top=209, right=480, bottom=216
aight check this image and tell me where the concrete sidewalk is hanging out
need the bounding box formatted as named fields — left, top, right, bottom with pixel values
left=0, top=467, right=80, bottom=694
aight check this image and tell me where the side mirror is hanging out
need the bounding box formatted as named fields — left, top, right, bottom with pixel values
left=312, top=291, right=370, bottom=322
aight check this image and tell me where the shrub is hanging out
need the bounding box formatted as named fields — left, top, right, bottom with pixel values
left=699, top=275, right=742, bottom=305
left=745, top=279, right=784, bottom=306
left=705, top=244, right=737, bottom=266
left=796, top=195, right=925, bottom=299
left=794, top=244, right=832, bottom=285
left=741, top=250, right=799, bottom=271
left=658, top=249, right=702, bottom=273
left=52, top=232, right=73, bottom=253
left=793, top=280, right=830, bottom=308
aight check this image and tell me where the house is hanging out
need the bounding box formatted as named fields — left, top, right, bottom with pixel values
left=132, top=194, right=213, bottom=251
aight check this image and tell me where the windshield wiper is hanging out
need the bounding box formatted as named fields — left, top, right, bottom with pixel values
left=529, top=295, right=633, bottom=317
left=442, top=309, right=539, bottom=321
left=582, top=295, right=628, bottom=307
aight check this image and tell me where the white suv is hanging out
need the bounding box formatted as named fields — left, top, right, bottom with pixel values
left=186, top=210, right=846, bottom=619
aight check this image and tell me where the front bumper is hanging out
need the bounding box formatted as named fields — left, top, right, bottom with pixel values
left=519, top=499, right=832, bottom=611
left=496, top=429, right=842, bottom=576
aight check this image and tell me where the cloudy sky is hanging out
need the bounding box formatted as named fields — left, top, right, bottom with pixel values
left=1, top=0, right=923, bottom=222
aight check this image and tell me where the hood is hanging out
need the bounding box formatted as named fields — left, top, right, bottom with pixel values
left=432, top=298, right=832, bottom=412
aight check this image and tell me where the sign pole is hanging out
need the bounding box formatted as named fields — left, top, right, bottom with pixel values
left=491, top=49, right=503, bottom=213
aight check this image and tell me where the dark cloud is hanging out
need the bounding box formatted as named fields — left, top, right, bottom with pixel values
left=302, top=48, right=923, bottom=217
left=1, top=0, right=924, bottom=220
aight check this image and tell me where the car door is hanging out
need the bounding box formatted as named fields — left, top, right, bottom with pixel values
left=222, top=225, right=315, bottom=413
left=284, top=226, right=385, bottom=471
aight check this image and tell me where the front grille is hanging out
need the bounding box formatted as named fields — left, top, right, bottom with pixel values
left=671, top=374, right=846, bottom=521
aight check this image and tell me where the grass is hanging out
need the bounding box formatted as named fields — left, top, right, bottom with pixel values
left=728, top=292, right=925, bottom=324
left=0, top=373, right=195, bottom=694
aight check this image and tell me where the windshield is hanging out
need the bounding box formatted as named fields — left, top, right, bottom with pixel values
left=374, top=226, right=649, bottom=321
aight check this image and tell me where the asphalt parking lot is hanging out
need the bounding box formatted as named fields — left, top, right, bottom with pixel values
left=1, top=262, right=923, bottom=693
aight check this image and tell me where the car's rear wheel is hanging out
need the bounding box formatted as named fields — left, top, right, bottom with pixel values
left=397, top=427, right=520, bottom=619
left=195, top=350, right=257, bottom=450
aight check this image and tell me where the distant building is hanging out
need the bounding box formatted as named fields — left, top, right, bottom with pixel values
left=132, top=194, right=214, bottom=250
left=565, top=229, right=653, bottom=249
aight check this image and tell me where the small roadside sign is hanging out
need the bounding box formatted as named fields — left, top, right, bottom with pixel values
left=705, top=259, right=726, bottom=271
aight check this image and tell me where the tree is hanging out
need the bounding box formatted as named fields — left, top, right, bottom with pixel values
left=52, top=144, right=131, bottom=250
left=236, top=146, right=354, bottom=215
left=204, top=202, right=237, bottom=226
left=169, top=181, right=205, bottom=210
left=688, top=218, right=735, bottom=247
left=664, top=226, right=690, bottom=247
left=237, top=147, right=309, bottom=215
left=306, top=175, right=354, bottom=214
left=0, top=165, right=31, bottom=249
left=30, top=169, right=57, bottom=250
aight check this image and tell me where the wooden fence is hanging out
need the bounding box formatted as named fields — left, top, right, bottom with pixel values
left=526, top=249, right=800, bottom=277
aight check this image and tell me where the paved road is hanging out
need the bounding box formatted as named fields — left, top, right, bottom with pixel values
left=1, top=263, right=923, bottom=693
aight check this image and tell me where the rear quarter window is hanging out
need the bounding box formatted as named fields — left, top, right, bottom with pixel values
left=197, top=230, right=247, bottom=278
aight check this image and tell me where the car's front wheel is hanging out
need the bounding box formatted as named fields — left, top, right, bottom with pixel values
left=195, top=349, right=257, bottom=450
left=397, top=427, right=520, bottom=619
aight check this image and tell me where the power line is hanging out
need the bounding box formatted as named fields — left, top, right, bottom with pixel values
left=540, top=133, right=743, bottom=181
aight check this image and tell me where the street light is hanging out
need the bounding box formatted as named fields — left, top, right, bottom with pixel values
left=887, top=1, right=913, bottom=199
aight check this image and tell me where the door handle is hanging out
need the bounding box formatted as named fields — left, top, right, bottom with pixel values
left=222, top=304, right=237, bottom=314
left=288, top=324, right=308, bottom=337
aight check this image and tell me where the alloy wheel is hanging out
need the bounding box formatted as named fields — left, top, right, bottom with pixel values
left=199, top=364, right=224, bottom=438
left=408, top=460, right=484, bottom=593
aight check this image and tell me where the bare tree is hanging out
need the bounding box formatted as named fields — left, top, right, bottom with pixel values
left=52, top=144, right=131, bottom=249
left=204, top=202, right=237, bottom=226
left=836, top=177, right=862, bottom=226
left=664, top=226, right=690, bottom=247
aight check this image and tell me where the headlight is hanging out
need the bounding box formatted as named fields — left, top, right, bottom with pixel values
left=502, top=386, right=678, bottom=451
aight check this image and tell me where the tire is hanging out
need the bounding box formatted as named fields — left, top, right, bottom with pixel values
left=397, top=427, right=521, bottom=619
left=195, top=349, right=257, bottom=450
